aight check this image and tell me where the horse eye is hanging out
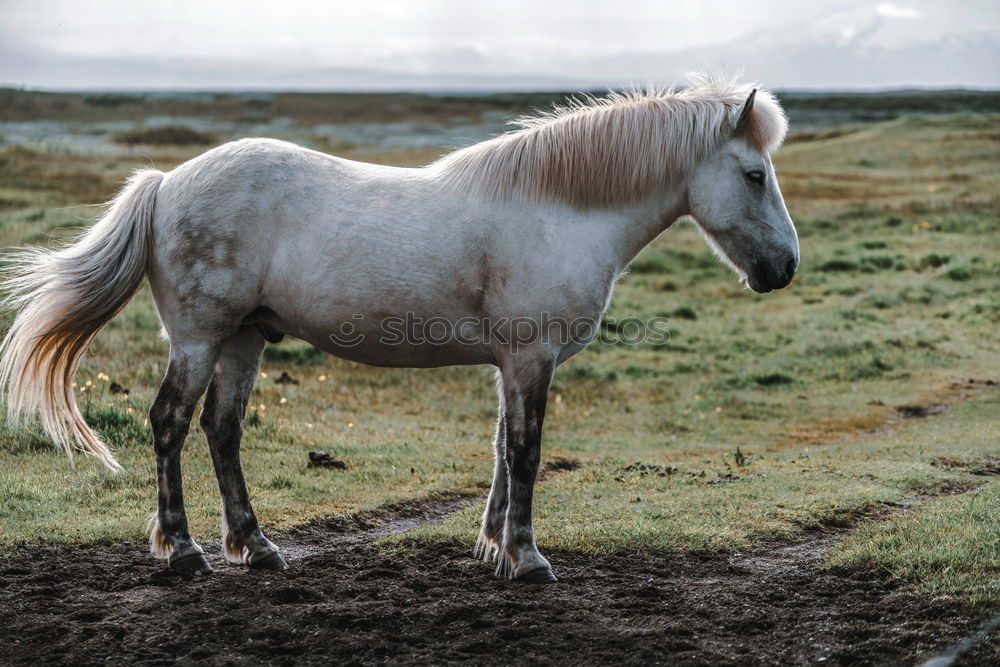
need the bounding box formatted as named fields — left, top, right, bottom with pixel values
left=745, top=170, right=765, bottom=185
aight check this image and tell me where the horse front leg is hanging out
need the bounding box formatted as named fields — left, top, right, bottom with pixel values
left=494, top=352, right=557, bottom=583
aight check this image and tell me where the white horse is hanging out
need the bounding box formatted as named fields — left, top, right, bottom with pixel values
left=0, top=74, right=797, bottom=582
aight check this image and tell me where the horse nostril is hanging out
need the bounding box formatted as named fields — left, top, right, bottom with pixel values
left=785, top=257, right=797, bottom=282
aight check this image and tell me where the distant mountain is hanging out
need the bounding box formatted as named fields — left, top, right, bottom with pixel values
left=537, top=2, right=1000, bottom=89
left=562, top=34, right=1000, bottom=89
left=564, top=2, right=1000, bottom=89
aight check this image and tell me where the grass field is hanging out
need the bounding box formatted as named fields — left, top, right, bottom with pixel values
left=0, top=90, right=998, bottom=611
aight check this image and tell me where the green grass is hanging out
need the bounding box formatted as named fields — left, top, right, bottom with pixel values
left=0, top=100, right=999, bottom=605
left=392, top=388, right=1000, bottom=555
left=830, top=479, right=1000, bottom=607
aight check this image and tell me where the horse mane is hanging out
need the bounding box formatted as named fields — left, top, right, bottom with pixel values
left=433, top=72, right=788, bottom=210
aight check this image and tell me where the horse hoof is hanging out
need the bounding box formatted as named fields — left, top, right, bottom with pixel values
left=169, top=552, right=213, bottom=577
left=517, top=566, right=558, bottom=584
left=250, top=551, right=288, bottom=571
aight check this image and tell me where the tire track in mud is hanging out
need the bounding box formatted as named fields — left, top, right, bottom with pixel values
left=226, top=456, right=582, bottom=563
left=275, top=492, right=483, bottom=561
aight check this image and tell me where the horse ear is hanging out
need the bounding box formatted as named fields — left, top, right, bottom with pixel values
left=733, top=89, right=757, bottom=135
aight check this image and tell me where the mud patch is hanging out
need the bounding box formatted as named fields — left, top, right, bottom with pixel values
left=915, top=478, right=986, bottom=497
left=1, top=524, right=997, bottom=665
left=539, top=457, right=580, bottom=480
left=306, top=450, right=347, bottom=469
left=932, top=456, right=1000, bottom=477
left=898, top=403, right=948, bottom=419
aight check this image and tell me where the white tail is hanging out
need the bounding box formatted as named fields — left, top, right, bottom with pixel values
left=0, top=169, right=164, bottom=471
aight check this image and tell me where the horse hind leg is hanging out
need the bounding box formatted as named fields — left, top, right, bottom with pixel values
left=199, top=327, right=287, bottom=571
left=148, top=341, right=220, bottom=576
left=474, top=379, right=507, bottom=562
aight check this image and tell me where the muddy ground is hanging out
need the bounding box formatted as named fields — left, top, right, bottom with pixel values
left=1, top=495, right=997, bottom=666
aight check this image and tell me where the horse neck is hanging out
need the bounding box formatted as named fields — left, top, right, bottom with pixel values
left=599, top=188, right=690, bottom=275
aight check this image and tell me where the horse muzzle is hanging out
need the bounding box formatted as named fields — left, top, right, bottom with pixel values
left=747, top=255, right=798, bottom=293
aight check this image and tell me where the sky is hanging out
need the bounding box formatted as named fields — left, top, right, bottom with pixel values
left=0, top=1, right=830, bottom=62
left=1, top=0, right=998, bottom=90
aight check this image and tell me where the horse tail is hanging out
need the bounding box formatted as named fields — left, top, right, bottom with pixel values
left=0, top=169, right=164, bottom=472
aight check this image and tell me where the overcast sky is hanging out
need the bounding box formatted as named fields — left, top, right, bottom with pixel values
left=1, top=0, right=997, bottom=89
left=0, top=1, right=834, bottom=61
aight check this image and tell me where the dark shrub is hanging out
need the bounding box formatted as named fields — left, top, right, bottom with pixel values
left=112, top=125, right=215, bottom=146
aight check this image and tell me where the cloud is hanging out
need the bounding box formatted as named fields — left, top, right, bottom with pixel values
left=876, top=3, right=920, bottom=19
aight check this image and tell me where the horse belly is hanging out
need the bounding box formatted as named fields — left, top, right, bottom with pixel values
left=271, top=308, right=496, bottom=368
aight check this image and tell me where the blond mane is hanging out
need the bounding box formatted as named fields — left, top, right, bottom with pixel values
left=434, top=73, right=788, bottom=210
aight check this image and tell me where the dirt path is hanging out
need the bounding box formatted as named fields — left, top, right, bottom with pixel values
left=783, top=377, right=997, bottom=447
left=1, top=490, right=996, bottom=666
